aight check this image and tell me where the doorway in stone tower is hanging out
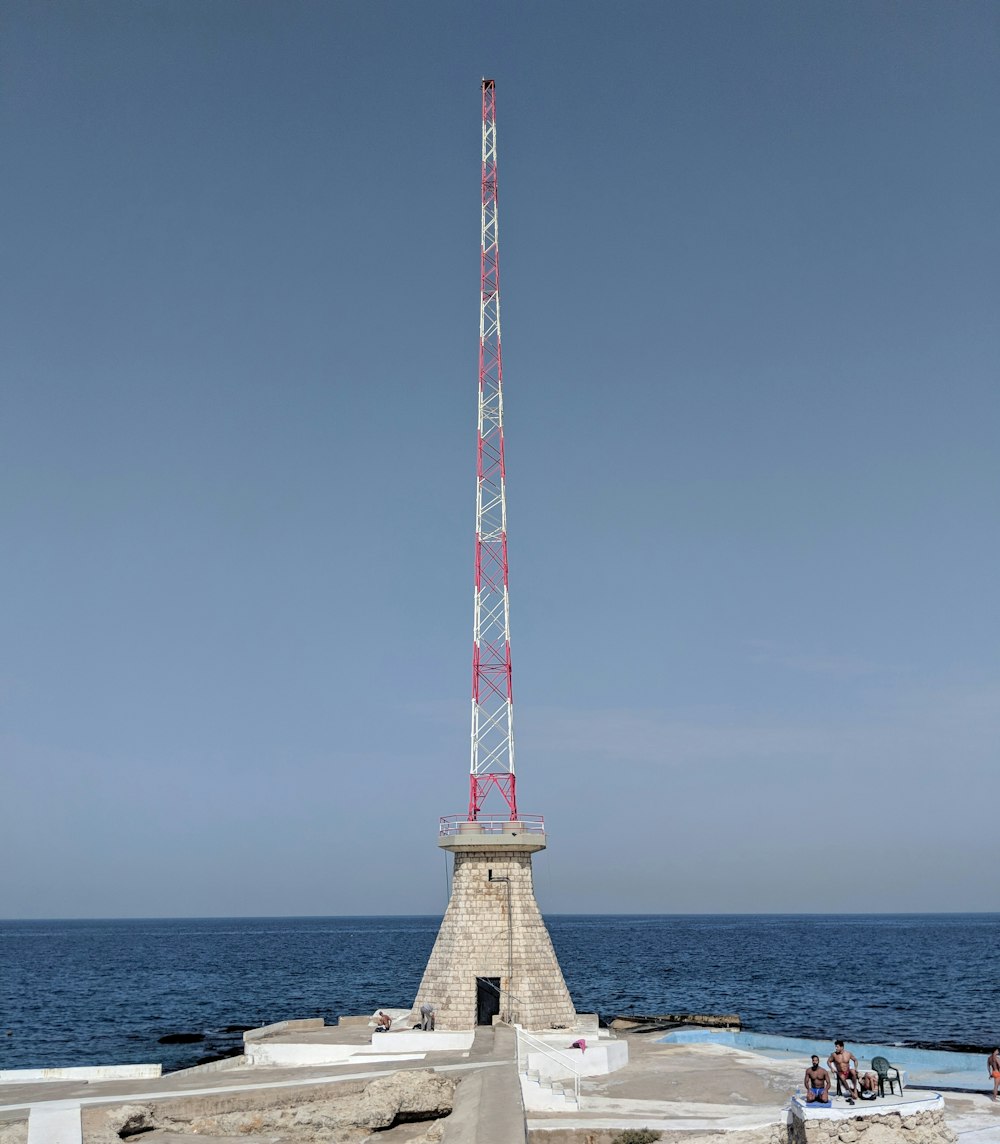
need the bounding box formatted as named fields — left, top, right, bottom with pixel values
left=475, top=977, right=501, bottom=1025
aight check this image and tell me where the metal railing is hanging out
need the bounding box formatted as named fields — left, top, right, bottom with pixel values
left=473, top=979, right=584, bottom=1107
left=438, top=814, right=545, bottom=836
left=513, top=1026, right=583, bottom=1107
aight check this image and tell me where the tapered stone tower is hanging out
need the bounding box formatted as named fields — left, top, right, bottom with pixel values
left=411, top=80, right=576, bottom=1032
left=412, top=826, right=576, bottom=1030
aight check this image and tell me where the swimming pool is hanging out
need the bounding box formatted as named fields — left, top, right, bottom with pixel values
left=658, top=1029, right=993, bottom=1092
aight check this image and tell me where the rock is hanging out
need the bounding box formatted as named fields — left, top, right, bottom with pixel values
left=611, top=1011, right=742, bottom=1031
left=165, top=1070, right=455, bottom=1140
left=193, top=1047, right=243, bottom=1066
left=856, top=1123, right=925, bottom=1144
left=358, top=1069, right=455, bottom=1127
left=405, top=1121, right=446, bottom=1144
left=0, top=1121, right=28, bottom=1144
left=108, top=1104, right=158, bottom=1141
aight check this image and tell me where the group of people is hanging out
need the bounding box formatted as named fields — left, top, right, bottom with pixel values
left=373, top=1003, right=436, bottom=1033
left=806, top=1042, right=1000, bottom=1105
left=804, top=1040, right=879, bottom=1106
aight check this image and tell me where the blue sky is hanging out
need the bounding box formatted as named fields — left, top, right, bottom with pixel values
left=2, top=1, right=998, bottom=918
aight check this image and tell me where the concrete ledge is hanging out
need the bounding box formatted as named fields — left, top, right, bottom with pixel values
left=439, top=834, right=547, bottom=853
left=245, top=1042, right=360, bottom=1067
left=164, top=1055, right=247, bottom=1078
left=0, top=1064, right=162, bottom=1084
left=243, top=1035, right=446, bottom=1067
left=371, top=1031, right=475, bottom=1054
left=525, top=1040, right=628, bottom=1081
left=243, top=1019, right=324, bottom=1044
left=790, top=1091, right=945, bottom=1121
left=573, top=1014, right=600, bottom=1035
left=249, top=1050, right=426, bottom=1066
left=440, top=1068, right=484, bottom=1144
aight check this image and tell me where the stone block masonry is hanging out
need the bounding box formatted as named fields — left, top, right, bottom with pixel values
left=790, top=1102, right=957, bottom=1144
left=528, top=1107, right=958, bottom=1144
left=412, top=842, right=576, bottom=1031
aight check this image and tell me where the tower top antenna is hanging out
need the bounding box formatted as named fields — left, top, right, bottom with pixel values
left=468, top=77, right=516, bottom=822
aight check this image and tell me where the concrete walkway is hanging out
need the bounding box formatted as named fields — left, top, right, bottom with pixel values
left=25, top=1102, right=82, bottom=1144
left=442, top=1026, right=525, bottom=1144
left=0, top=1023, right=526, bottom=1144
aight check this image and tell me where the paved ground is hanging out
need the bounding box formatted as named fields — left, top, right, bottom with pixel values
left=0, top=1024, right=521, bottom=1144
left=525, top=1034, right=1000, bottom=1142
left=3, top=1025, right=1000, bottom=1144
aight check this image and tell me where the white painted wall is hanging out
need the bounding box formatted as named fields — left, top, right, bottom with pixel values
left=0, top=1065, right=161, bottom=1083
left=525, top=1039, right=628, bottom=1080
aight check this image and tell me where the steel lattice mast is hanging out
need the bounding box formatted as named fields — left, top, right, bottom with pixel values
left=410, top=80, right=576, bottom=1031
left=469, top=78, right=517, bottom=822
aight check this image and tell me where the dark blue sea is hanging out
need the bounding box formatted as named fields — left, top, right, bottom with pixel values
left=1, top=915, right=997, bottom=1073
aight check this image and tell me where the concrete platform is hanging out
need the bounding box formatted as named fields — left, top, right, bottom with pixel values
left=242, top=1019, right=475, bottom=1067
left=525, top=1034, right=1000, bottom=1142
left=3, top=1023, right=1000, bottom=1144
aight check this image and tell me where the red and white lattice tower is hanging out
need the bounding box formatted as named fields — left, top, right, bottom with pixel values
left=469, top=76, right=517, bottom=822
left=408, top=80, right=577, bottom=1032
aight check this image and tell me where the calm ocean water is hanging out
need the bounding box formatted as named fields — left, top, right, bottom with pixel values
left=1, top=914, right=997, bottom=1073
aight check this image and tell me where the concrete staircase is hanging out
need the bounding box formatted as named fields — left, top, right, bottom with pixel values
left=519, top=1065, right=580, bottom=1110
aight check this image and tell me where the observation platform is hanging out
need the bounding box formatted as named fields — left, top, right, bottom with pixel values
left=437, top=815, right=547, bottom=852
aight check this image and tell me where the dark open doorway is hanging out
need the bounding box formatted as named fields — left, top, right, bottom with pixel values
left=476, top=977, right=501, bottom=1025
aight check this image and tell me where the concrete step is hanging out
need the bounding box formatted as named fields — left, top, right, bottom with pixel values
left=518, top=1075, right=580, bottom=1113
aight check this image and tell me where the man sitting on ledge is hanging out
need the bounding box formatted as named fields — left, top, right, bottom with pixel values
left=829, top=1040, right=861, bottom=1104
left=805, top=1055, right=831, bottom=1105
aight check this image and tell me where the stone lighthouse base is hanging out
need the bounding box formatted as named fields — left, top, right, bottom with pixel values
left=411, top=827, right=576, bottom=1031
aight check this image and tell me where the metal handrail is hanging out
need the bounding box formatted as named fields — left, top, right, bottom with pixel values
left=475, top=978, right=583, bottom=1106
left=438, top=814, right=545, bottom=836
left=513, top=1026, right=583, bottom=1106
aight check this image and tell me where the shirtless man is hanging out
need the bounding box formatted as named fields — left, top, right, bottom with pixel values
left=828, top=1040, right=861, bottom=1103
left=988, top=1047, right=1000, bottom=1102
left=805, top=1055, right=831, bottom=1103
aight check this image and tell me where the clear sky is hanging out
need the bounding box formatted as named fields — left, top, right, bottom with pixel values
left=3, top=1, right=998, bottom=918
